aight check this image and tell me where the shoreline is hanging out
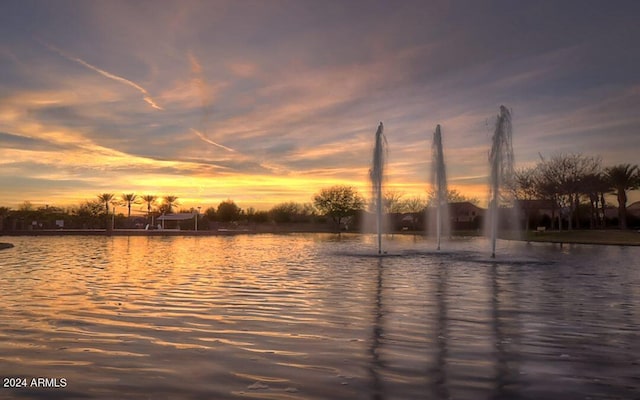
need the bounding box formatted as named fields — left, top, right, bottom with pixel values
left=1, top=228, right=639, bottom=246
left=0, top=227, right=335, bottom=237
left=502, top=229, right=640, bottom=247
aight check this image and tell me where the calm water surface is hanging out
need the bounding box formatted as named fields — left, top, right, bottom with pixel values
left=0, top=234, right=639, bottom=399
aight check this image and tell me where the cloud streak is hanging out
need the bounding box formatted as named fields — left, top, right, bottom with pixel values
left=41, top=40, right=163, bottom=111
left=191, top=128, right=236, bottom=152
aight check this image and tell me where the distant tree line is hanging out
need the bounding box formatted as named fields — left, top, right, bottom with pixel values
left=1, top=154, right=638, bottom=232
left=510, top=155, right=639, bottom=230
left=0, top=192, right=327, bottom=231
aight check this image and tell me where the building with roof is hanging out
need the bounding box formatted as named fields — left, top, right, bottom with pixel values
left=156, top=213, right=198, bottom=230
left=449, top=202, right=484, bottom=230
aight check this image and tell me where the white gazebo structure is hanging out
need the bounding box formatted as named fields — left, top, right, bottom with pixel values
left=155, top=213, right=199, bottom=230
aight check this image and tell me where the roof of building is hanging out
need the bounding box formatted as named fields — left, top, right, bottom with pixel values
left=448, top=201, right=484, bottom=211
left=156, top=213, right=196, bottom=221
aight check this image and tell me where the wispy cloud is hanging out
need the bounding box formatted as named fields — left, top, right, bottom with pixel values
left=191, top=128, right=236, bottom=152
left=41, top=40, right=163, bottom=111
left=1, top=2, right=638, bottom=208
left=189, top=52, right=215, bottom=115
left=191, top=128, right=290, bottom=175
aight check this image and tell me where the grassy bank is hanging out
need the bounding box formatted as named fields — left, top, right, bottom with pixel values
left=501, top=229, right=640, bottom=246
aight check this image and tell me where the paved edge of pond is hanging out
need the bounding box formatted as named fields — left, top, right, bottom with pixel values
left=505, top=230, right=640, bottom=246
left=2, top=230, right=639, bottom=246
left=517, top=238, right=640, bottom=246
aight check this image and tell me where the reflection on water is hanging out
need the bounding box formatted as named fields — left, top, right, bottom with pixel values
left=368, top=259, right=384, bottom=400
left=1, top=234, right=639, bottom=399
left=431, top=262, right=450, bottom=400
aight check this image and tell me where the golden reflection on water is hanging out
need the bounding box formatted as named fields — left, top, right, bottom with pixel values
left=0, top=234, right=639, bottom=399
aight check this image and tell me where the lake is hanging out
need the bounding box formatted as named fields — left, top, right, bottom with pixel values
left=1, top=234, right=639, bottom=399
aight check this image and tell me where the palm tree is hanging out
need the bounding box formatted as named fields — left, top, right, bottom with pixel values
left=141, top=195, right=157, bottom=215
left=580, top=172, right=610, bottom=228
left=140, top=195, right=157, bottom=226
left=121, top=193, right=139, bottom=218
left=97, top=193, right=115, bottom=231
left=606, top=164, right=639, bottom=229
left=97, top=193, right=115, bottom=215
left=162, top=195, right=179, bottom=214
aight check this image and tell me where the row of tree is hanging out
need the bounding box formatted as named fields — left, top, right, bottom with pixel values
left=309, top=156, right=640, bottom=231
left=0, top=194, right=326, bottom=230
left=90, top=193, right=181, bottom=217
left=510, top=156, right=639, bottom=230
left=1, top=155, right=638, bottom=231
left=1, top=185, right=479, bottom=229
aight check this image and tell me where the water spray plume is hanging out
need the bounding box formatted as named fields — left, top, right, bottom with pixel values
left=432, top=124, right=448, bottom=251
left=488, top=106, right=515, bottom=258
left=370, top=122, right=387, bottom=255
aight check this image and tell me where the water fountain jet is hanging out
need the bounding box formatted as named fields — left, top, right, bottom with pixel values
left=488, top=106, right=515, bottom=258
left=370, top=122, right=387, bottom=255
left=431, top=124, right=449, bottom=251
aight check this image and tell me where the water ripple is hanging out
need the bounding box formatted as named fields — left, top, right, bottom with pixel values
left=1, top=235, right=639, bottom=399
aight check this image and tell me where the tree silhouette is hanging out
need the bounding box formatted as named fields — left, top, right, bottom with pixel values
left=140, top=195, right=157, bottom=226
left=141, top=195, right=157, bottom=215
left=217, top=200, right=242, bottom=222
left=426, top=188, right=478, bottom=207
left=121, top=193, right=139, bottom=218
left=161, top=195, right=179, bottom=214
left=512, top=166, right=549, bottom=230
left=579, top=172, right=610, bottom=228
left=97, top=193, right=115, bottom=230
left=313, top=185, right=365, bottom=229
left=269, top=202, right=303, bottom=223
left=606, top=164, right=639, bottom=229
left=97, top=193, right=115, bottom=215
left=383, top=190, right=405, bottom=214
left=536, top=153, right=600, bottom=230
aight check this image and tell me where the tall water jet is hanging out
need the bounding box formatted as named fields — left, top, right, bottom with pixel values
left=488, top=106, right=515, bottom=258
left=370, top=122, right=387, bottom=255
left=431, top=124, right=449, bottom=250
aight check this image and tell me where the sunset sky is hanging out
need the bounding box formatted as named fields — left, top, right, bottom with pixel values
left=1, top=0, right=639, bottom=212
